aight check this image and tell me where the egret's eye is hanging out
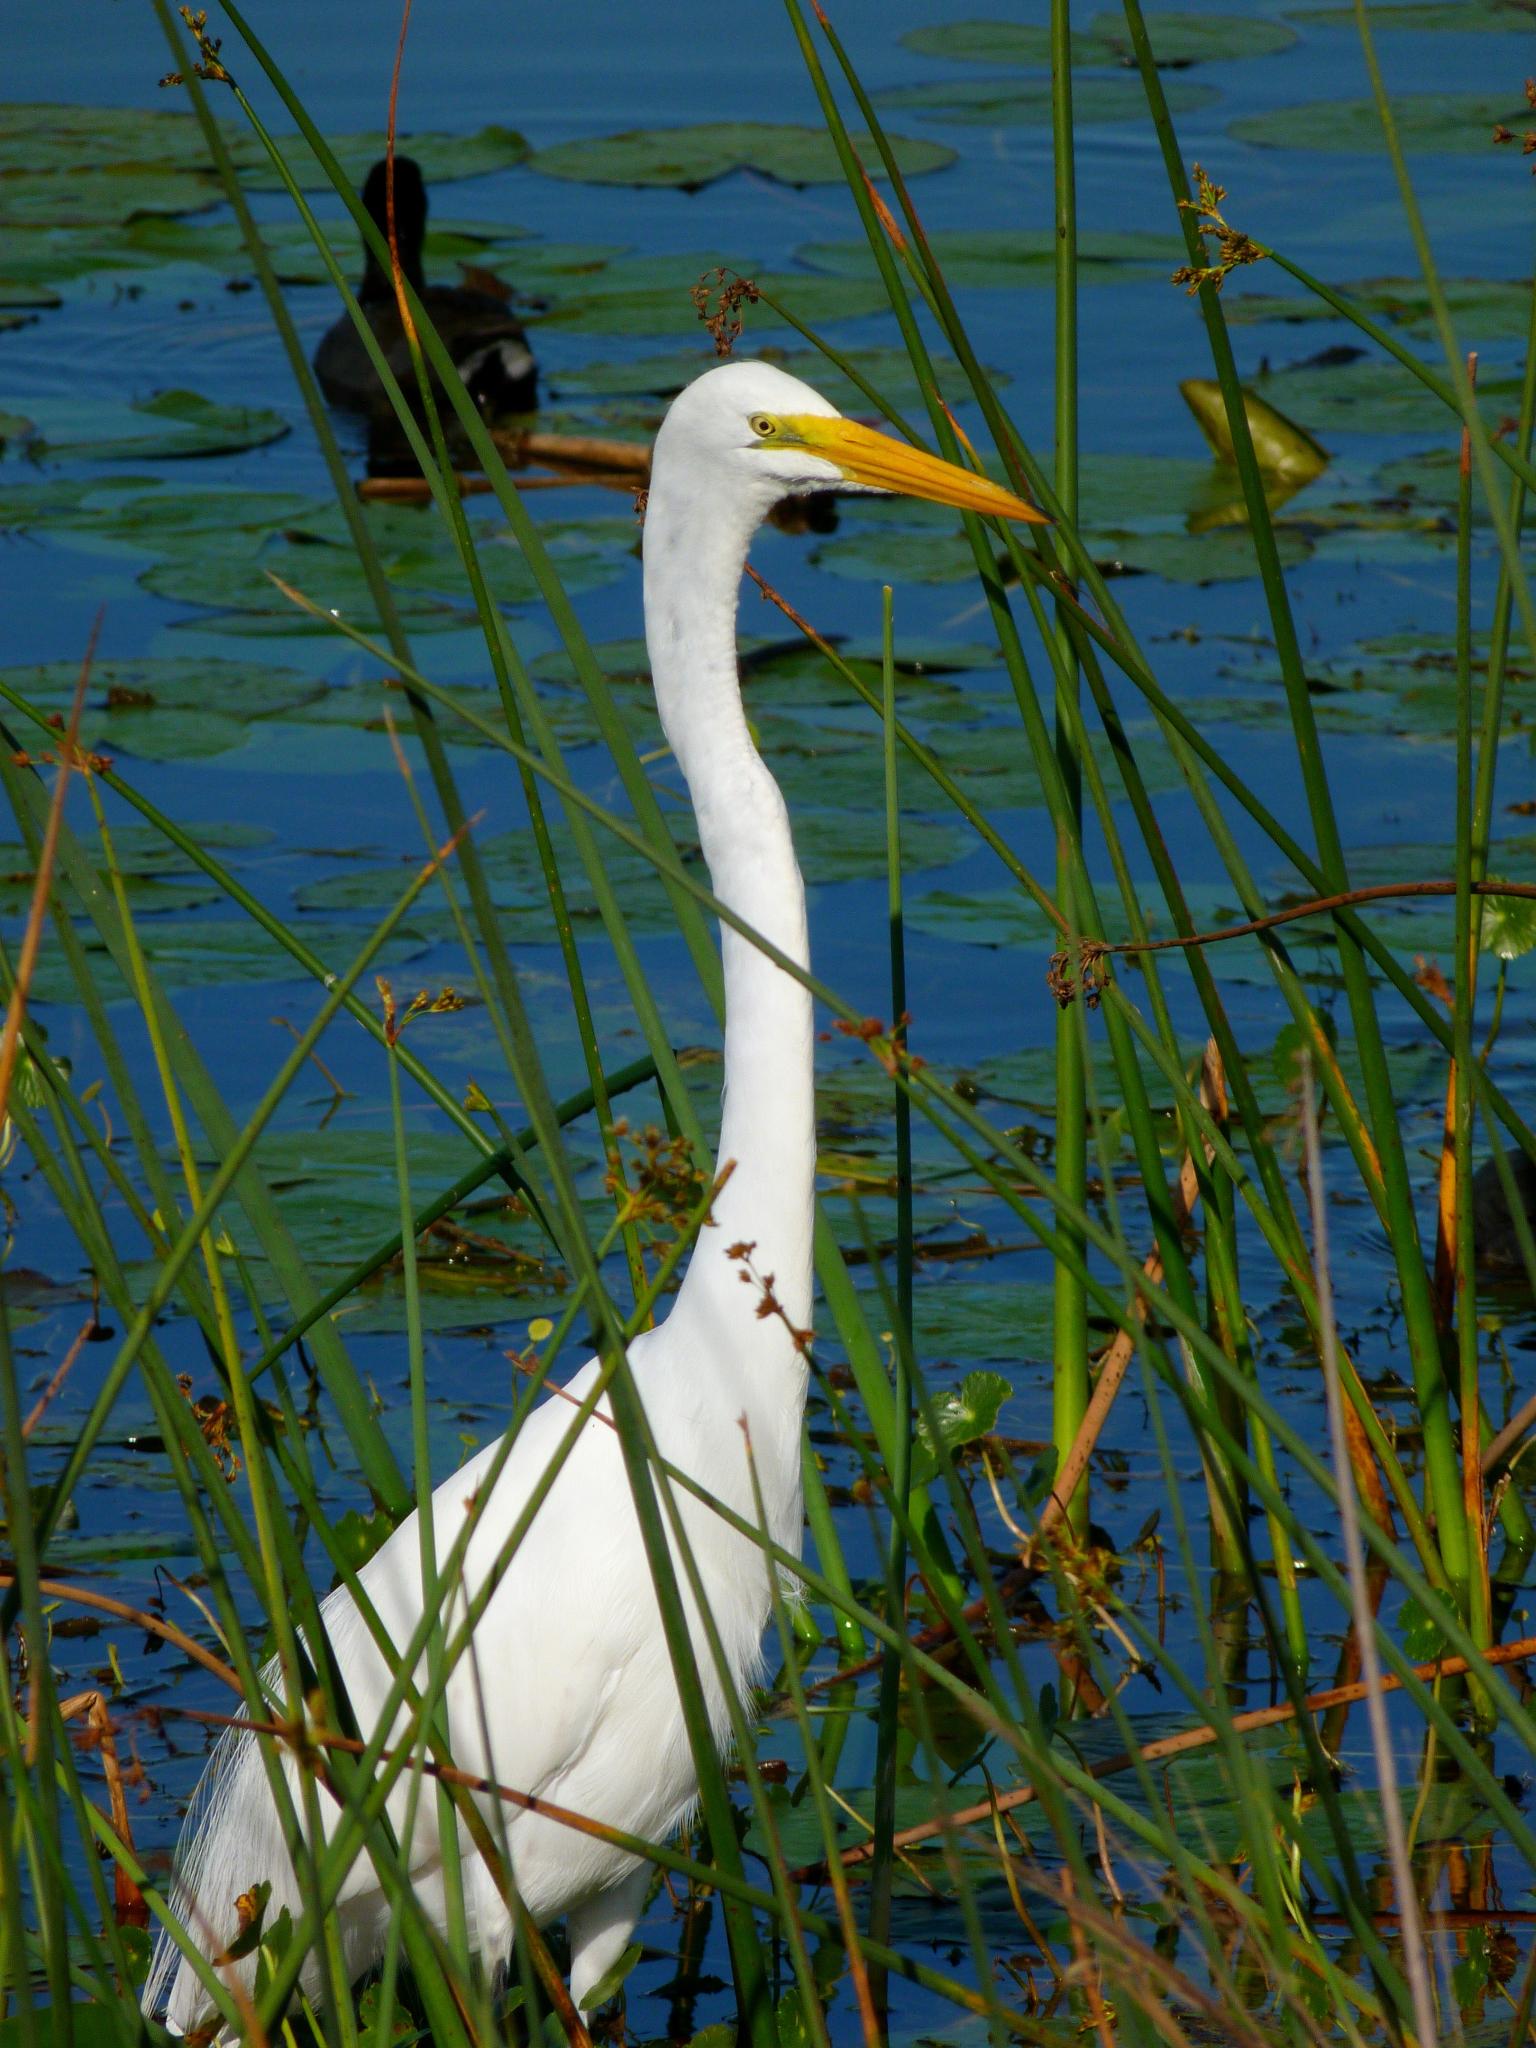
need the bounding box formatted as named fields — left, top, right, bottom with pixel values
left=750, top=414, right=777, bottom=439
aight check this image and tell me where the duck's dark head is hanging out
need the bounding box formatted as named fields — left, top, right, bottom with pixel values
left=360, top=155, right=428, bottom=300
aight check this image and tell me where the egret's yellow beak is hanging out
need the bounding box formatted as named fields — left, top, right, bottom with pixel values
left=779, top=414, right=1050, bottom=524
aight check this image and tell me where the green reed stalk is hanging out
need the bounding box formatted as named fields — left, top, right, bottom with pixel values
left=386, top=1026, right=472, bottom=1972
left=0, top=779, right=459, bottom=1605
left=789, top=0, right=1210, bottom=1542
left=190, top=88, right=787, bottom=2030
left=1456, top=380, right=1495, bottom=1704
left=1120, top=0, right=1472, bottom=1602
left=817, top=0, right=1519, bottom=1597
left=210, top=21, right=929, bottom=1653
left=0, top=1309, right=73, bottom=2048
left=1472, top=257, right=1536, bottom=877
left=1048, top=0, right=1090, bottom=1549
left=1349, top=4, right=1536, bottom=677
left=866, top=585, right=913, bottom=2011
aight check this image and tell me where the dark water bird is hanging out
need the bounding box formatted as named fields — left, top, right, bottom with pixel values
left=314, top=155, right=538, bottom=422
left=1472, top=1148, right=1536, bottom=1276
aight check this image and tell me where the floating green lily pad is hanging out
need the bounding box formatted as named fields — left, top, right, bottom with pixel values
left=816, top=452, right=1317, bottom=588
left=1481, top=891, right=1536, bottom=961
left=295, top=794, right=965, bottom=933
left=527, top=122, right=955, bottom=189
left=0, top=657, right=325, bottom=762
left=139, top=540, right=461, bottom=636
left=237, top=126, right=530, bottom=192
left=0, top=164, right=221, bottom=228
left=0, top=105, right=526, bottom=187
left=296, top=822, right=697, bottom=935
left=555, top=344, right=990, bottom=414
left=0, top=867, right=227, bottom=918
left=23, top=916, right=434, bottom=1008
left=1374, top=446, right=1490, bottom=513
left=876, top=75, right=1218, bottom=125
left=0, top=480, right=311, bottom=544
left=1292, top=2, right=1536, bottom=28
left=19, top=819, right=274, bottom=876
left=1231, top=93, right=1534, bottom=152
left=902, top=12, right=1296, bottom=66
left=796, top=227, right=1181, bottom=286
left=1208, top=637, right=1535, bottom=744
left=0, top=282, right=60, bottom=308
left=28, top=389, right=289, bottom=462
left=1226, top=275, right=1536, bottom=341
left=121, top=214, right=531, bottom=287
left=1243, top=353, right=1518, bottom=437
left=142, top=510, right=631, bottom=634
left=538, top=256, right=899, bottom=336
left=0, top=102, right=224, bottom=175
left=0, top=224, right=166, bottom=291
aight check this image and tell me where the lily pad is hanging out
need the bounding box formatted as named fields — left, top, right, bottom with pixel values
left=141, top=512, right=630, bottom=634
left=0, top=657, right=325, bottom=762
left=0, top=223, right=167, bottom=291
left=139, top=540, right=464, bottom=636
left=0, top=282, right=60, bottom=308
left=7, top=868, right=229, bottom=920
left=1230, top=93, right=1535, bottom=152
left=911, top=1282, right=1056, bottom=1364
left=909, top=1369, right=1013, bottom=1484
left=0, top=106, right=527, bottom=210
left=796, top=227, right=1181, bottom=286
left=1225, top=276, right=1536, bottom=342
left=295, top=797, right=964, bottom=934
left=28, top=389, right=289, bottom=462
left=296, top=823, right=697, bottom=936
left=902, top=12, right=1296, bottom=66
left=22, top=916, right=434, bottom=1008
left=554, top=344, right=991, bottom=415
left=1481, top=891, right=1536, bottom=961
left=1291, top=2, right=1536, bottom=27
left=527, top=123, right=955, bottom=190
left=0, top=164, right=222, bottom=228
left=0, top=102, right=226, bottom=175
left=816, top=452, right=1316, bottom=588
left=118, top=215, right=525, bottom=287
left=538, top=257, right=899, bottom=336
left=236, top=127, right=530, bottom=192
left=876, top=76, right=1218, bottom=126
left=1238, top=351, right=1518, bottom=438
left=0, top=819, right=274, bottom=877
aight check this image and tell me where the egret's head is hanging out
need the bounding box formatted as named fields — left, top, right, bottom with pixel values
left=653, top=361, right=1049, bottom=526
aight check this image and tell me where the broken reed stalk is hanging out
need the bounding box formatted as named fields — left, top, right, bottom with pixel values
left=1031, top=1041, right=1217, bottom=1549
left=355, top=433, right=651, bottom=505
left=0, top=1574, right=241, bottom=1686
left=0, top=613, right=98, bottom=1127
left=811, top=1624, right=1536, bottom=1874
left=53, top=1690, right=148, bottom=1930
left=1057, top=879, right=1536, bottom=989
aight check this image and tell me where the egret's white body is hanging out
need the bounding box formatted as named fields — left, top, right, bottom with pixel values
left=145, top=363, right=1042, bottom=2034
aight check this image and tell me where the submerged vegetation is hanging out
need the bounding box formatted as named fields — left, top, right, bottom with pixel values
left=5, top=0, right=1536, bottom=2043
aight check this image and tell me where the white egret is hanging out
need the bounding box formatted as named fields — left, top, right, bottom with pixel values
left=146, top=361, right=1044, bottom=2032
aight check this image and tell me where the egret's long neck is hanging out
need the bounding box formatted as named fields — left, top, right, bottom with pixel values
left=642, top=470, right=815, bottom=1362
